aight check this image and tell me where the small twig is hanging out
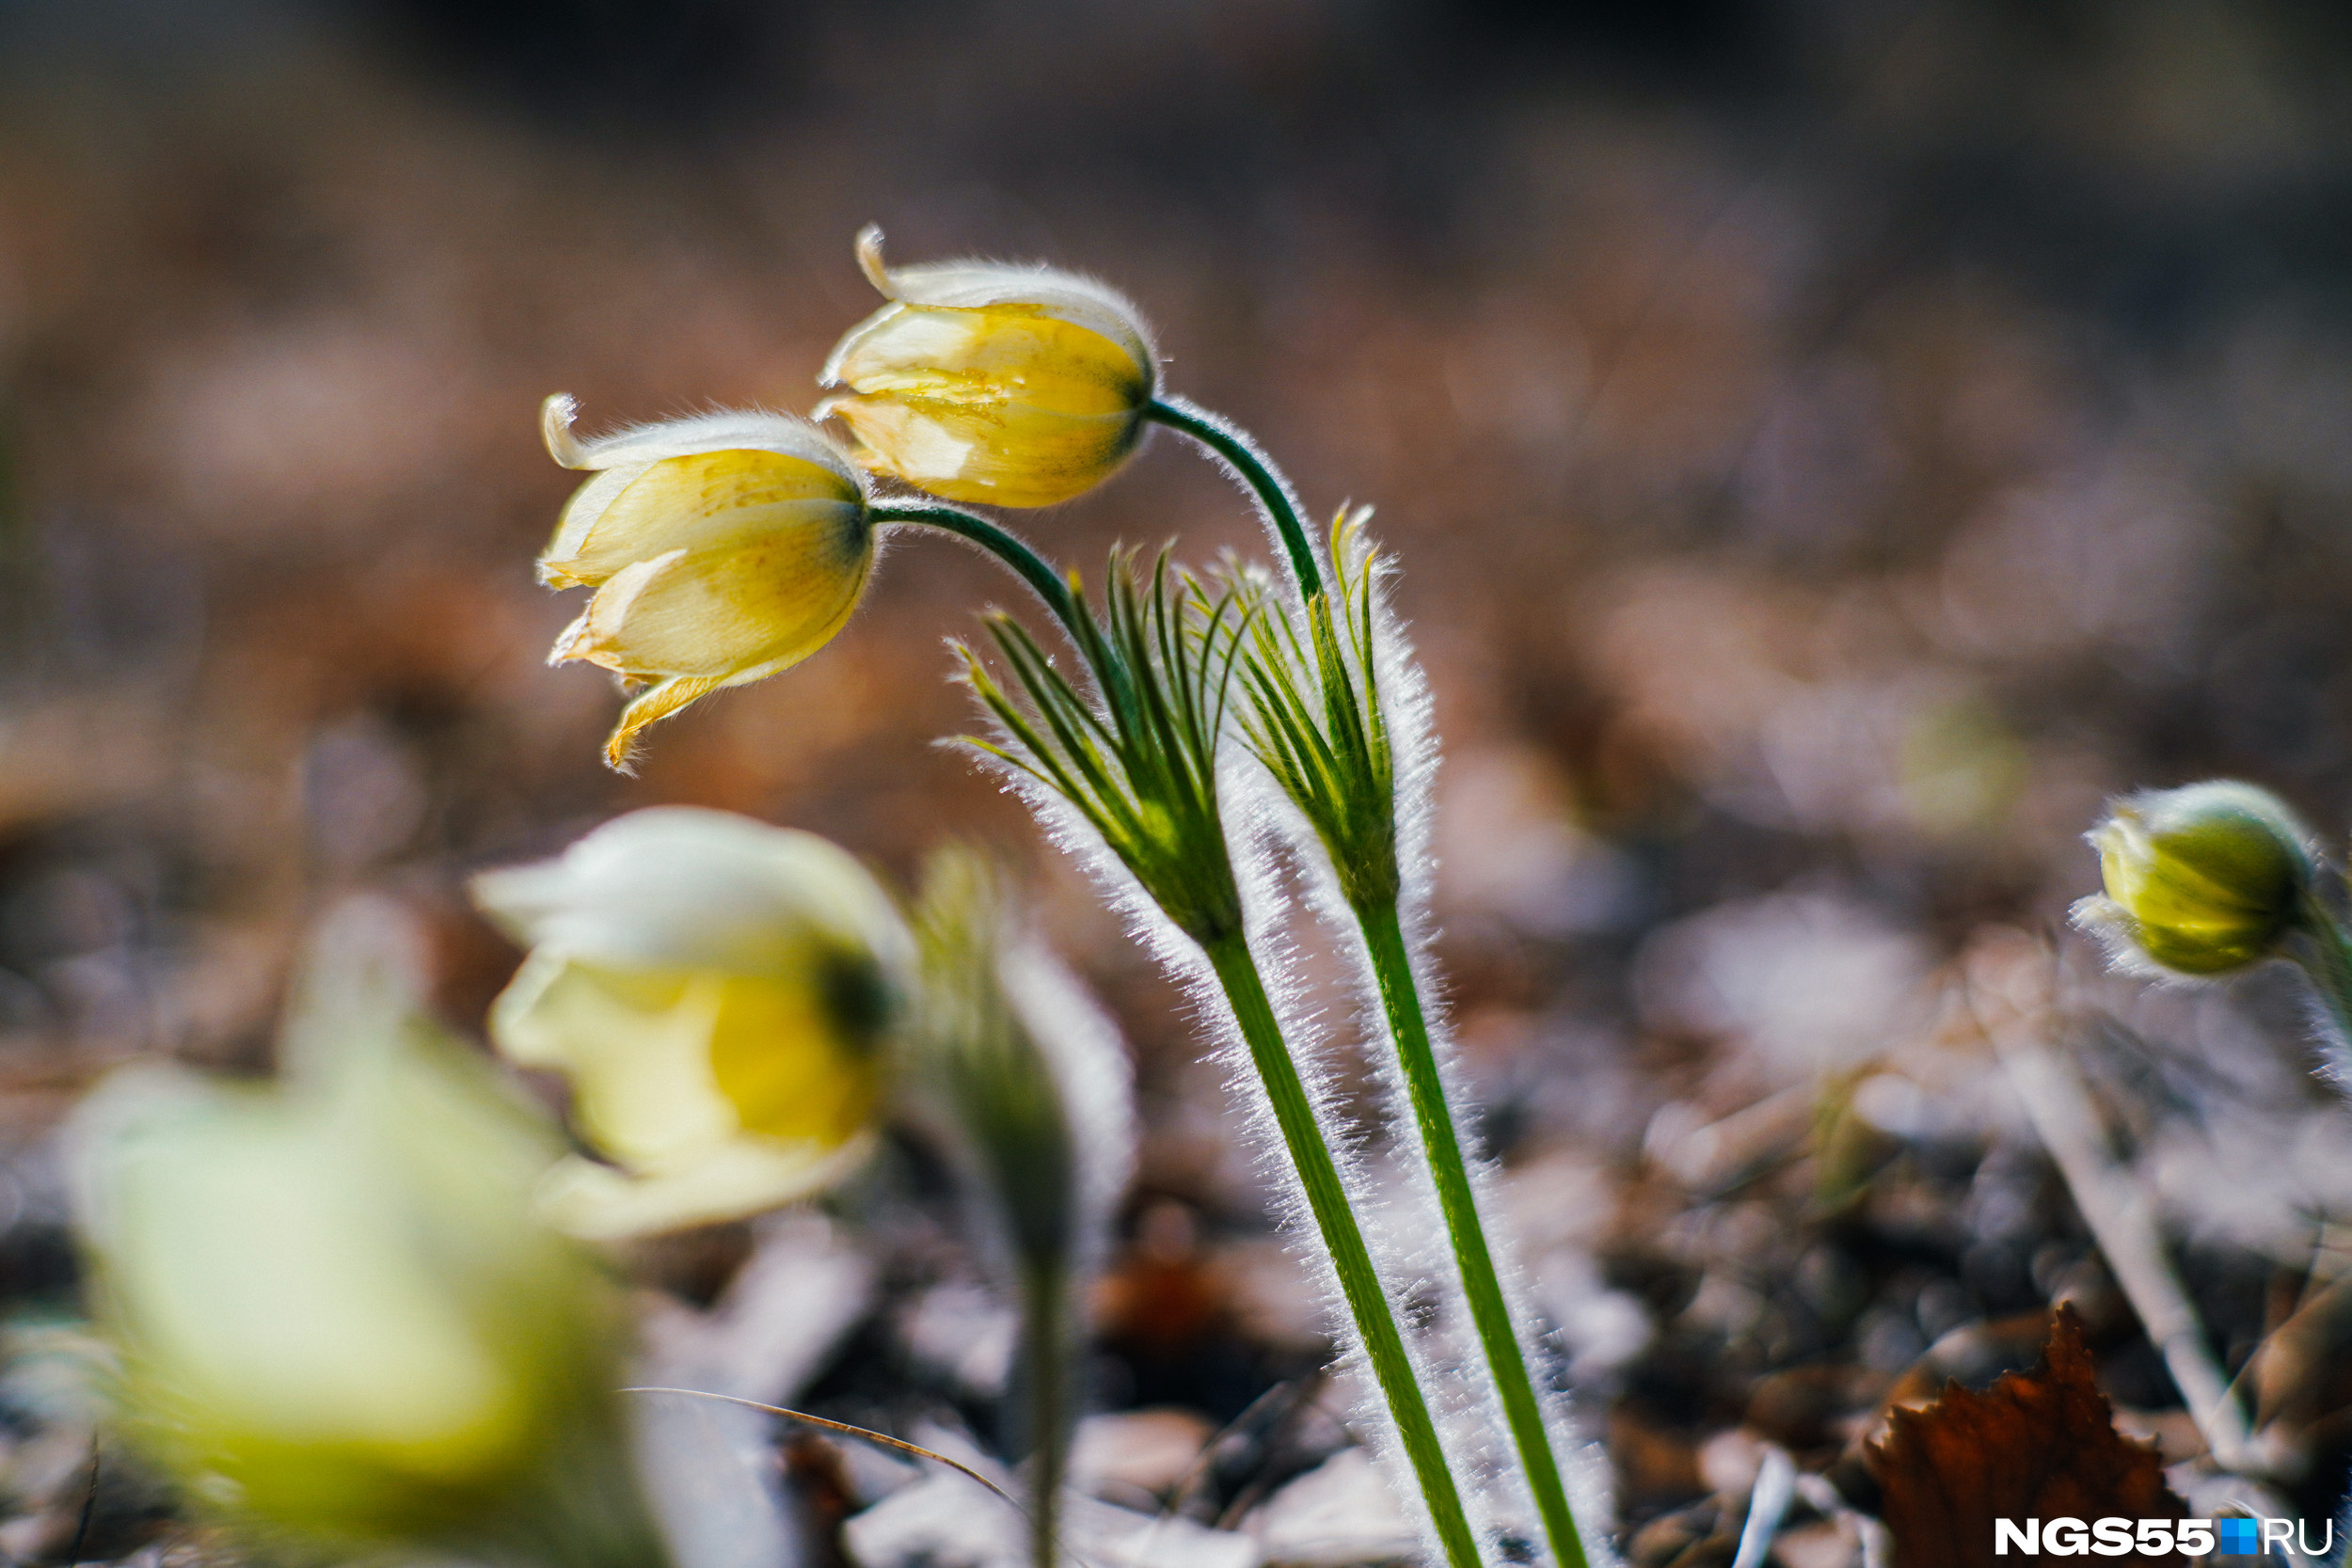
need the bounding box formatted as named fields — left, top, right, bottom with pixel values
left=621, top=1386, right=1095, bottom=1568
left=1963, top=936, right=2257, bottom=1471
left=66, top=1438, right=99, bottom=1564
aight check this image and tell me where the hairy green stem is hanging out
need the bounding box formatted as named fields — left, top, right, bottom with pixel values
left=1200, top=933, right=1483, bottom=1568
left=1147, top=397, right=1325, bottom=600
left=2291, top=889, right=2352, bottom=1053
left=876, top=503, right=1082, bottom=635
left=1358, top=901, right=1589, bottom=1568
left=1018, top=1262, right=1069, bottom=1568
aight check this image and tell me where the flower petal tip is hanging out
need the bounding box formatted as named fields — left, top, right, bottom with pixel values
left=543, top=393, right=590, bottom=469
left=854, top=225, right=891, bottom=295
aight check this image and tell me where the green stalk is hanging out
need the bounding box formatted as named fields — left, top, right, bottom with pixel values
left=2290, top=888, right=2352, bottom=1053
left=1201, top=932, right=1484, bottom=1568
left=1357, top=901, right=1589, bottom=1568
left=1018, top=1261, right=1070, bottom=1568
left=1147, top=397, right=1325, bottom=600
left=874, top=503, right=1082, bottom=635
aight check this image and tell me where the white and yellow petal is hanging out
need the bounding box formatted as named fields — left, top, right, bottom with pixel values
left=531, top=407, right=878, bottom=765
left=820, top=386, right=1148, bottom=508
left=817, top=227, right=1158, bottom=507
left=843, top=225, right=1154, bottom=370
left=536, top=1133, right=877, bottom=1241
left=540, top=414, right=867, bottom=586
left=487, top=957, right=884, bottom=1239
left=471, top=807, right=909, bottom=980
left=472, top=810, right=909, bottom=1237
left=64, top=955, right=644, bottom=1558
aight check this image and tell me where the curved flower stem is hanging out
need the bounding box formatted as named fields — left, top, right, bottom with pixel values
left=875, top=503, right=1083, bottom=637
left=1146, top=396, right=1325, bottom=600
left=1201, top=930, right=1484, bottom=1568
left=1358, top=900, right=1589, bottom=1568
left=2290, top=889, right=2352, bottom=1053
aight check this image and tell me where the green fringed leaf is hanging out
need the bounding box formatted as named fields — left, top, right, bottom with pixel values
left=957, top=549, right=1257, bottom=947
left=1238, top=509, right=1400, bottom=910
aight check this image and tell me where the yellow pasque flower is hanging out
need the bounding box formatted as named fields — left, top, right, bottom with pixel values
left=2079, top=780, right=2316, bottom=975
left=473, top=807, right=910, bottom=1239
left=70, top=956, right=657, bottom=1568
left=539, top=394, right=876, bottom=768
left=817, top=226, right=1157, bottom=507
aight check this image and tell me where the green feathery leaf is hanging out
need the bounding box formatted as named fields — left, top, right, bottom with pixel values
left=1238, top=509, right=1400, bottom=910
left=958, top=549, right=1257, bottom=946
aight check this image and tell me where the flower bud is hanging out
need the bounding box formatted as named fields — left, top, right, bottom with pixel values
left=906, top=849, right=1133, bottom=1280
left=2078, top=781, right=2317, bottom=975
left=70, top=938, right=660, bottom=1568
left=539, top=395, right=875, bottom=768
left=473, top=807, right=912, bottom=1239
left=901, top=850, right=1134, bottom=1564
left=816, top=226, right=1157, bottom=507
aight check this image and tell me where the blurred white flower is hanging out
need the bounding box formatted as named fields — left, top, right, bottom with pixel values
left=474, top=807, right=911, bottom=1239
left=71, top=912, right=658, bottom=1567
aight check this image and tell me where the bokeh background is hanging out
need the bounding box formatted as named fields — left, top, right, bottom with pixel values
left=6, top=0, right=2352, bottom=1562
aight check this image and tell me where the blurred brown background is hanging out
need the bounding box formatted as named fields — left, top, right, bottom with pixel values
left=5, top=0, right=2352, bottom=1553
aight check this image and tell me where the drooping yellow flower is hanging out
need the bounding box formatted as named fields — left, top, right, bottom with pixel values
left=70, top=927, right=660, bottom=1567
left=816, top=226, right=1157, bottom=507
left=2078, top=780, right=2316, bottom=975
left=473, top=807, right=911, bottom=1239
left=539, top=395, right=876, bottom=768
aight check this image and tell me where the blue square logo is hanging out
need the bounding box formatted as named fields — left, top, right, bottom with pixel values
left=2217, top=1518, right=2262, bottom=1555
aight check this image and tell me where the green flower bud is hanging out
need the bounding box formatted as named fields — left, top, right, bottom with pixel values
left=2079, top=781, right=2318, bottom=975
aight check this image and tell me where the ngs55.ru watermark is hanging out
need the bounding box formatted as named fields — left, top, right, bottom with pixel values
left=1995, top=1517, right=2333, bottom=1557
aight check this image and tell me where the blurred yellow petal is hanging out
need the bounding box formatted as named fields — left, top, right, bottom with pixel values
left=97, top=1090, right=529, bottom=1477
left=473, top=811, right=908, bottom=1237
left=70, top=936, right=660, bottom=1561
left=487, top=954, right=734, bottom=1174
left=495, top=959, right=878, bottom=1217
left=472, top=807, right=912, bottom=980
left=703, top=969, right=882, bottom=1148
left=536, top=1133, right=878, bottom=1242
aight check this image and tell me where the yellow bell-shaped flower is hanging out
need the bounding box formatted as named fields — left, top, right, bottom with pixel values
left=2079, top=780, right=2316, bottom=975
left=70, top=932, right=659, bottom=1567
left=473, top=807, right=912, bottom=1239
left=539, top=395, right=876, bottom=768
left=817, top=226, right=1158, bottom=508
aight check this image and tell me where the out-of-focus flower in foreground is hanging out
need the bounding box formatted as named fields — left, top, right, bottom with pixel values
left=474, top=807, right=910, bottom=1239
left=2076, top=780, right=2317, bottom=975
left=539, top=396, right=875, bottom=769
left=70, top=929, right=660, bottom=1568
left=817, top=226, right=1157, bottom=507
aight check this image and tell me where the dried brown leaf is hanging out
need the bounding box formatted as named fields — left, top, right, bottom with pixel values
left=1866, top=1304, right=2186, bottom=1568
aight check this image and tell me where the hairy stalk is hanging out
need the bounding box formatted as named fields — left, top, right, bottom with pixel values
left=1359, top=901, right=1589, bottom=1568
left=1147, top=397, right=1324, bottom=600
left=2288, top=888, right=2352, bottom=1057
left=959, top=554, right=1482, bottom=1566
left=1240, top=519, right=1588, bottom=1566
left=1020, top=1262, right=1069, bottom=1568
left=1203, top=932, right=1483, bottom=1568
left=873, top=502, right=1086, bottom=637
left=907, top=850, right=1129, bottom=1568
